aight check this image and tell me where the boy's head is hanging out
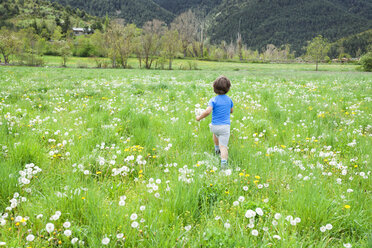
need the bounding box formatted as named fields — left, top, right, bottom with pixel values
left=213, top=76, right=231, bottom=95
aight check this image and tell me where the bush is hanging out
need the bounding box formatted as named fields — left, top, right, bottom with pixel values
left=16, top=54, right=44, bottom=66
left=360, top=52, right=372, bottom=72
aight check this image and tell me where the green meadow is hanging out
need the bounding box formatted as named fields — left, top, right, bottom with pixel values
left=0, top=62, right=371, bottom=247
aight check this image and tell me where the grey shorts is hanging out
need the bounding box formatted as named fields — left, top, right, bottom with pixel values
left=210, top=124, right=230, bottom=147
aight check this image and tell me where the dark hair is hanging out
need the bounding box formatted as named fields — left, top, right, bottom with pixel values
left=213, top=76, right=231, bottom=95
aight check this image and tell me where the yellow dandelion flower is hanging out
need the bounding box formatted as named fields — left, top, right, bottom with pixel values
left=344, top=205, right=350, bottom=209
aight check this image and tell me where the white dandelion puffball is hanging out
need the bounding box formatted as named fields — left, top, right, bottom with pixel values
left=119, top=200, right=126, bottom=206
left=0, top=242, right=6, bottom=246
left=102, top=237, right=110, bottom=245
left=320, top=226, right=326, bottom=232
left=71, top=238, right=79, bottom=244
left=343, top=243, right=352, bottom=248
left=251, top=229, right=259, bottom=236
left=131, top=221, right=139, bottom=228
left=64, top=230, right=72, bottom=237
left=130, top=213, right=138, bottom=220
left=238, top=196, right=245, bottom=202
left=326, top=224, right=333, bottom=230
left=185, top=225, right=192, bottom=231
left=255, top=208, right=263, bottom=216
left=63, top=221, right=71, bottom=228
left=140, top=206, right=146, bottom=211
left=224, top=222, right=231, bottom=229
left=245, top=209, right=256, bottom=218
left=233, top=201, right=239, bottom=206
left=273, top=235, right=281, bottom=240
left=46, top=223, right=54, bottom=233
left=26, top=234, right=35, bottom=242
left=274, top=213, right=281, bottom=220
left=117, top=233, right=124, bottom=239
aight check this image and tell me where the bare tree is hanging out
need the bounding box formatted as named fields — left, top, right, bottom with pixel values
left=171, top=10, right=198, bottom=57
left=162, top=29, right=181, bottom=70
left=237, top=33, right=243, bottom=61
left=140, top=19, right=165, bottom=69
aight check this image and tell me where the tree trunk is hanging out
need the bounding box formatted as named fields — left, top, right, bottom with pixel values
left=316, top=60, right=318, bottom=71
left=169, top=58, right=172, bottom=70
left=3, top=54, right=9, bottom=64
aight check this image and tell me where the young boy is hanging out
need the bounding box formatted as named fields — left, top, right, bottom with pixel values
left=196, top=76, right=233, bottom=168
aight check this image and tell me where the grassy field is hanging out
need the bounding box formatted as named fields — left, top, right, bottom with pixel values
left=0, top=63, right=371, bottom=247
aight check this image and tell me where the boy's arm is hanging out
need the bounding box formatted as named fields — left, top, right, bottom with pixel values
left=230, top=107, right=234, bottom=113
left=196, top=106, right=212, bottom=121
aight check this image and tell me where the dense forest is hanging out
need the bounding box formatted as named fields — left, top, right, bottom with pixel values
left=42, top=0, right=372, bottom=55
left=153, top=0, right=222, bottom=15
left=207, top=0, right=372, bottom=54
left=47, top=0, right=174, bottom=26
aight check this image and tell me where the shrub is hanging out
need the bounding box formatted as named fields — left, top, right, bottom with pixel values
left=359, top=52, right=372, bottom=72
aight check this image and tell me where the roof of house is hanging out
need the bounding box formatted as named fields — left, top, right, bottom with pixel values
left=72, top=28, right=85, bottom=32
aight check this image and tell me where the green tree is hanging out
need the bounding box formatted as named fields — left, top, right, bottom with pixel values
left=59, top=40, right=72, bottom=67
left=52, top=26, right=63, bottom=41
left=162, top=29, right=181, bottom=70
left=306, top=35, right=330, bottom=71
left=140, top=19, right=165, bottom=69
left=0, top=28, right=20, bottom=64
left=359, top=52, right=372, bottom=72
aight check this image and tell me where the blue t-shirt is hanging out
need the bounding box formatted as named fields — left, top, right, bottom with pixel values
left=208, top=95, right=233, bottom=125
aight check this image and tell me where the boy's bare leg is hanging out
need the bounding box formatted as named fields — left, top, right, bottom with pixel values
left=220, top=145, right=228, bottom=160
left=213, top=134, right=219, bottom=146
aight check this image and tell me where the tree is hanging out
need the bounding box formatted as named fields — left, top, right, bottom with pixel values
left=359, top=52, right=372, bottom=72
left=0, top=28, right=20, bottom=64
left=140, top=19, right=165, bottom=69
left=18, top=28, right=45, bottom=66
left=52, top=26, right=63, bottom=41
left=306, top=35, right=330, bottom=71
left=171, top=10, right=197, bottom=57
left=61, top=14, right=71, bottom=35
left=237, top=33, right=243, bottom=61
left=59, top=40, right=72, bottom=67
left=162, top=29, right=181, bottom=70
left=106, top=22, right=137, bottom=68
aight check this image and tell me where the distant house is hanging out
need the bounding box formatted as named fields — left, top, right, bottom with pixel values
left=72, top=27, right=94, bottom=36
left=72, top=28, right=85, bottom=36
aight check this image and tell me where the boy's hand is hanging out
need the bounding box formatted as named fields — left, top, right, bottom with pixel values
left=195, top=106, right=212, bottom=122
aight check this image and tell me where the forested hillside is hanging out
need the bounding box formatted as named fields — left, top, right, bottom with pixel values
left=47, top=0, right=175, bottom=26
left=1, top=0, right=371, bottom=58
left=329, top=29, right=372, bottom=58
left=0, top=0, right=100, bottom=31
left=153, top=0, right=222, bottom=15
left=207, top=0, right=372, bottom=54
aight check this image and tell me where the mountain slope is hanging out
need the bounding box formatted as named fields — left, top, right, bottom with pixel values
left=207, top=0, right=372, bottom=53
left=48, top=0, right=175, bottom=26
left=0, top=0, right=98, bottom=29
left=153, top=0, right=222, bottom=15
